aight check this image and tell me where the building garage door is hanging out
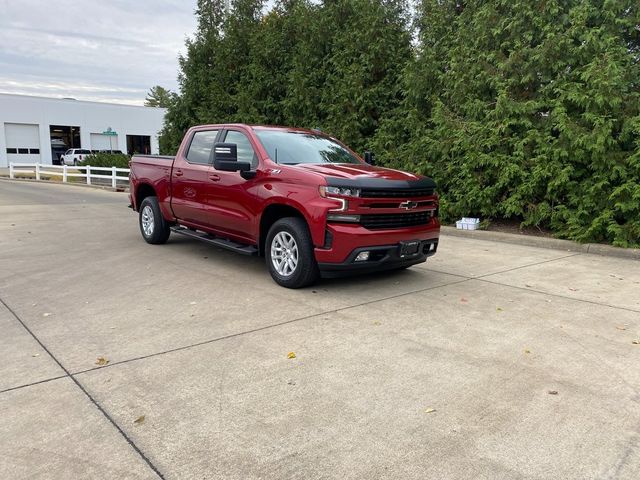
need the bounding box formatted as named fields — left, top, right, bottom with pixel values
left=90, top=133, right=119, bottom=152
left=5, top=123, right=41, bottom=164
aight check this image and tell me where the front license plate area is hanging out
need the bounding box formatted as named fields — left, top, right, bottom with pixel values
left=399, top=240, right=420, bottom=257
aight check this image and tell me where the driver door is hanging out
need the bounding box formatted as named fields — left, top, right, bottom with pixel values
left=202, top=128, right=261, bottom=242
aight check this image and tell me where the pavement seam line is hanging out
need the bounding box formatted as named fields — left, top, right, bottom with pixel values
left=0, top=374, right=68, bottom=395
left=422, top=260, right=640, bottom=314
left=0, top=297, right=165, bottom=480
left=476, top=277, right=640, bottom=314
left=71, top=277, right=471, bottom=376
left=473, top=252, right=583, bottom=279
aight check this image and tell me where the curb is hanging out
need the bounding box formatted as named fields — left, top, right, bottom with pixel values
left=0, top=176, right=129, bottom=193
left=441, top=226, right=640, bottom=260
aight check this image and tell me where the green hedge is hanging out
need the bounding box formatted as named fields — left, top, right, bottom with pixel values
left=80, top=152, right=130, bottom=169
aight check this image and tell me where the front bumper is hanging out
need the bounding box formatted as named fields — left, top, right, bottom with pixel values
left=317, top=238, right=438, bottom=278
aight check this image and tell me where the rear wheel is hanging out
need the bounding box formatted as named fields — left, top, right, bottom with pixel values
left=139, top=196, right=171, bottom=244
left=266, top=217, right=319, bottom=288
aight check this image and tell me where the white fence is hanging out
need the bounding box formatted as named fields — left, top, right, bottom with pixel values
left=9, top=163, right=130, bottom=188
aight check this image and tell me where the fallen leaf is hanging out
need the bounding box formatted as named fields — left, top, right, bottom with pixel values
left=460, top=298, right=468, bottom=303
left=373, top=321, right=381, bottom=326
left=287, top=352, right=296, bottom=359
left=42, top=312, right=52, bottom=317
left=189, top=301, right=197, bottom=305
left=524, top=349, right=531, bottom=354
left=568, top=287, right=578, bottom=292
left=525, top=284, right=532, bottom=288
left=496, top=307, right=503, bottom=312
left=134, top=415, right=145, bottom=425
left=424, top=408, right=436, bottom=414
left=616, top=325, right=627, bottom=331
left=632, top=340, right=640, bottom=345
left=32, top=353, right=40, bottom=357
left=95, top=356, right=109, bottom=366
left=548, top=390, right=558, bottom=395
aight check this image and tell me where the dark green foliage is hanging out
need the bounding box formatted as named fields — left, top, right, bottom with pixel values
left=144, top=86, right=176, bottom=108
left=81, top=152, right=130, bottom=169
left=161, top=0, right=640, bottom=247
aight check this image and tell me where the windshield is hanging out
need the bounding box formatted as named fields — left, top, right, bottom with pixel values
left=255, top=130, right=362, bottom=165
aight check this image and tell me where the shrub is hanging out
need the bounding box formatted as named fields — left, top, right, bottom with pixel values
left=80, top=152, right=130, bottom=169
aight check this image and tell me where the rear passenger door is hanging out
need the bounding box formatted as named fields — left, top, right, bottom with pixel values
left=170, top=129, right=220, bottom=226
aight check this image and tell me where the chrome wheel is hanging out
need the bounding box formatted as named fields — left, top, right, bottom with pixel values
left=141, top=205, right=154, bottom=237
left=270, top=231, right=298, bottom=277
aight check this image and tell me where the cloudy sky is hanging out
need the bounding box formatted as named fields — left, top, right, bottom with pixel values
left=0, top=0, right=198, bottom=105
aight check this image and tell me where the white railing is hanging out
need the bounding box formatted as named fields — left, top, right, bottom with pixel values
left=9, top=163, right=130, bottom=188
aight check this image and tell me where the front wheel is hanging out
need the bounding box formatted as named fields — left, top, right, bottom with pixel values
left=266, top=217, right=319, bottom=288
left=139, top=196, right=171, bottom=244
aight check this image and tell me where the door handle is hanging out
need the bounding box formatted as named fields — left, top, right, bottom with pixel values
left=209, top=174, right=221, bottom=181
left=174, top=169, right=183, bottom=177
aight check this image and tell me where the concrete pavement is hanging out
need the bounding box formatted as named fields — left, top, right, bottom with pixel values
left=1, top=179, right=639, bottom=479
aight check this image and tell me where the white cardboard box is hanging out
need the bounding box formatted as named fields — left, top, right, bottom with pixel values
left=456, top=217, right=480, bottom=230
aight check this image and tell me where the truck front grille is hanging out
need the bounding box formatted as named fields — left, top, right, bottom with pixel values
left=360, top=187, right=435, bottom=198
left=359, top=211, right=434, bottom=230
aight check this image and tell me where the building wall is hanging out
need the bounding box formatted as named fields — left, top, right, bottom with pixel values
left=0, top=93, right=166, bottom=167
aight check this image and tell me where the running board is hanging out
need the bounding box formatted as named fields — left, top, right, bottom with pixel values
left=171, top=226, right=258, bottom=256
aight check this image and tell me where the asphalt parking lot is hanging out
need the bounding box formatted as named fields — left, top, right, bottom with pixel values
left=1, top=180, right=639, bottom=480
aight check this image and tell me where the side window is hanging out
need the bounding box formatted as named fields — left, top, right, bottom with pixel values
left=186, top=130, right=219, bottom=164
left=225, top=130, right=257, bottom=168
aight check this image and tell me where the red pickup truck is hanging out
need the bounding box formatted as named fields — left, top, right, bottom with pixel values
left=129, top=124, right=440, bottom=288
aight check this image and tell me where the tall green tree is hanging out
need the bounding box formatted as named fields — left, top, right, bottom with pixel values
left=393, top=0, right=640, bottom=246
left=144, top=85, right=175, bottom=108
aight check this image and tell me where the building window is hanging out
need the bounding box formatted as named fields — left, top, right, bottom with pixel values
left=6, top=148, right=17, bottom=154
left=30, top=148, right=40, bottom=154
left=18, top=148, right=29, bottom=154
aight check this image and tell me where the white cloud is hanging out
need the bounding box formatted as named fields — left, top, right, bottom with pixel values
left=0, top=0, right=197, bottom=105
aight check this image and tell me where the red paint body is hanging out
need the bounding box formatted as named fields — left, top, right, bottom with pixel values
left=129, top=124, right=440, bottom=272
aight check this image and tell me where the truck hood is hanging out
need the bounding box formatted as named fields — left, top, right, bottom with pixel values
left=295, top=163, right=423, bottom=182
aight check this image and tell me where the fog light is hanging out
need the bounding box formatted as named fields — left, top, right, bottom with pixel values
left=355, top=251, right=370, bottom=262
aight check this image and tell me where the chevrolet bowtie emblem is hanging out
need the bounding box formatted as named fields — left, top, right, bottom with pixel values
left=399, top=201, right=418, bottom=210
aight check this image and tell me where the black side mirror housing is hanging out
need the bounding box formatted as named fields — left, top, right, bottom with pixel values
left=364, top=151, right=376, bottom=165
left=213, top=143, right=252, bottom=172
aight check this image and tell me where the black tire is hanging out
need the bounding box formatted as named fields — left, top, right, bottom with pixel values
left=139, top=196, right=171, bottom=244
left=266, top=217, right=319, bottom=288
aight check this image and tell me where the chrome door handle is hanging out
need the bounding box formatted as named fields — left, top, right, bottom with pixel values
left=174, top=170, right=183, bottom=177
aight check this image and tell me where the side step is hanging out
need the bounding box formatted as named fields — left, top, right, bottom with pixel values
left=171, top=226, right=258, bottom=256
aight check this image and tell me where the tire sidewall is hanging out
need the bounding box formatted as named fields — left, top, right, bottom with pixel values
left=139, top=196, right=170, bottom=244
left=266, top=218, right=318, bottom=288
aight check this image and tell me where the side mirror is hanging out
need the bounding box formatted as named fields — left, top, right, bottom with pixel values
left=364, top=151, right=376, bottom=165
left=213, top=143, right=251, bottom=172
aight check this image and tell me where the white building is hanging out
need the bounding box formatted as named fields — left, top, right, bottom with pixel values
left=0, top=93, right=166, bottom=167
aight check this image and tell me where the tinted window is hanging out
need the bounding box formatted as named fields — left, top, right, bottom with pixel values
left=255, top=130, right=361, bottom=165
left=18, top=148, right=29, bottom=154
left=30, top=148, right=40, bottom=154
left=6, top=148, right=17, bottom=154
left=186, top=130, right=219, bottom=164
left=225, top=130, right=257, bottom=167
left=81, top=149, right=91, bottom=154
left=65, top=149, right=72, bottom=155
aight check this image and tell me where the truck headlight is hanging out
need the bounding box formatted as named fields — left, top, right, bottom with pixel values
left=319, top=186, right=361, bottom=198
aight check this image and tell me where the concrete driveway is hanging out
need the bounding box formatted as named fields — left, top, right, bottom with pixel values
left=1, top=180, right=639, bottom=480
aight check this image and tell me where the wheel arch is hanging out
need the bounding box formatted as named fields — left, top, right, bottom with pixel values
left=135, top=183, right=156, bottom=212
left=259, top=203, right=308, bottom=256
